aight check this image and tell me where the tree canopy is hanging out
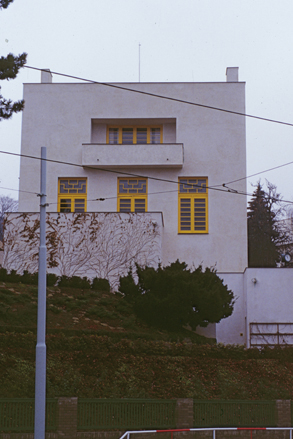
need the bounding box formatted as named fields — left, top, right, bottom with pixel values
left=0, top=0, right=27, bottom=121
left=247, top=180, right=289, bottom=267
left=0, top=0, right=14, bottom=9
left=118, top=260, right=234, bottom=331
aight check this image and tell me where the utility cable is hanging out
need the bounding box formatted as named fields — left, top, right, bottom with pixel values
left=0, top=185, right=38, bottom=195
left=24, top=65, right=293, bottom=127
left=0, top=149, right=238, bottom=194
left=1, top=149, right=293, bottom=205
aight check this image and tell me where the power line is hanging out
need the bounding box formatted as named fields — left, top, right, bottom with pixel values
left=0, top=185, right=38, bottom=195
left=0, top=149, right=235, bottom=195
left=223, top=160, right=293, bottom=185
left=24, top=65, right=293, bottom=127
left=1, top=149, right=293, bottom=206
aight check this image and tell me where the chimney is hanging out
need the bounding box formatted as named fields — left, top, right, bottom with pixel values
left=226, top=67, right=239, bottom=82
left=41, top=69, right=52, bottom=83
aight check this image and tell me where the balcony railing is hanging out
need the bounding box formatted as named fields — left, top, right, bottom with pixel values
left=82, top=143, right=184, bottom=168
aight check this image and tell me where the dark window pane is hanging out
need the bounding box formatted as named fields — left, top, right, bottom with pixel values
left=122, top=128, right=133, bottom=144
left=136, top=128, right=147, bottom=144
left=151, top=128, right=160, bottom=144
left=60, top=199, right=72, bottom=212
left=119, top=199, right=131, bottom=212
left=109, top=128, right=119, bottom=144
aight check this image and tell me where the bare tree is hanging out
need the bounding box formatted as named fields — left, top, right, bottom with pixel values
left=0, top=195, right=18, bottom=242
left=3, top=212, right=161, bottom=288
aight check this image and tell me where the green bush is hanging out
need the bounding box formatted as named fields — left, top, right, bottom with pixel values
left=119, top=261, right=234, bottom=331
left=21, top=271, right=38, bottom=285
left=91, top=277, right=110, bottom=292
left=0, top=267, right=8, bottom=282
left=47, top=273, right=59, bottom=286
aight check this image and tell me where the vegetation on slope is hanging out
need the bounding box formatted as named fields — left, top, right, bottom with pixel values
left=1, top=280, right=293, bottom=400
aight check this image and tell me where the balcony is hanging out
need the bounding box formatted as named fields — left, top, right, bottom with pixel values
left=82, top=143, right=184, bottom=168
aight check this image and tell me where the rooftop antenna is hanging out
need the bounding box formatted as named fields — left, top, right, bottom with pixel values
left=139, top=43, right=141, bottom=82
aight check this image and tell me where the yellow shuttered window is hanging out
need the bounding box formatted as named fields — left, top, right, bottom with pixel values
left=58, top=178, right=87, bottom=212
left=178, top=177, right=208, bottom=233
left=118, top=178, right=147, bottom=212
left=108, top=127, right=162, bottom=144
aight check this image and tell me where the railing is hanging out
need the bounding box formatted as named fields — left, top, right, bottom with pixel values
left=0, top=398, right=58, bottom=432
left=78, top=399, right=177, bottom=430
left=250, top=323, right=293, bottom=347
left=193, top=400, right=277, bottom=427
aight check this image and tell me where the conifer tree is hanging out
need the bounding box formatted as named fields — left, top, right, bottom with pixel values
left=119, top=260, right=234, bottom=331
left=0, top=0, right=27, bottom=121
left=247, top=181, right=288, bottom=267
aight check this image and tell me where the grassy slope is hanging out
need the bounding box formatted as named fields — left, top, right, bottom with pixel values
left=1, top=281, right=293, bottom=400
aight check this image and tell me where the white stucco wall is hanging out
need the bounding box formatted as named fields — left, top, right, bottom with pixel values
left=215, top=268, right=293, bottom=346
left=244, top=267, right=293, bottom=347
left=216, top=272, right=246, bottom=345
left=18, top=76, right=247, bottom=274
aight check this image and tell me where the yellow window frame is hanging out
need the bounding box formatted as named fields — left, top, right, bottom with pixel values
left=58, top=178, right=87, bottom=213
left=117, top=178, right=148, bottom=212
left=107, top=126, right=162, bottom=144
left=178, top=177, right=208, bottom=234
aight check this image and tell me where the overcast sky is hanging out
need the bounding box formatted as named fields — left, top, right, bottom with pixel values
left=0, top=0, right=293, bottom=210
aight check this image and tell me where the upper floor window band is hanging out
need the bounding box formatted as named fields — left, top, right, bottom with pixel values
left=108, top=127, right=162, bottom=144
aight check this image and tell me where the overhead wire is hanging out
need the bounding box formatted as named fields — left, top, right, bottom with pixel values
left=24, top=65, right=293, bottom=127
left=0, top=149, right=240, bottom=194
left=1, top=149, right=293, bottom=206
left=0, top=185, right=38, bottom=195
left=2, top=66, right=293, bottom=205
left=21, top=65, right=293, bottom=189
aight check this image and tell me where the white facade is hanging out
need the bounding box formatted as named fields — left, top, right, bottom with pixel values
left=18, top=68, right=247, bottom=274
left=217, top=268, right=293, bottom=347
left=11, top=69, right=293, bottom=345
left=17, top=68, right=293, bottom=345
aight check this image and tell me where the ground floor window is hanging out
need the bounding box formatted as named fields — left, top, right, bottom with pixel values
left=118, top=178, right=147, bottom=212
left=58, top=178, right=87, bottom=212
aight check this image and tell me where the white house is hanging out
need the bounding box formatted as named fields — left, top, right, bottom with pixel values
left=17, top=67, right=247, bottom=270
left=5, top=67, right=293, bottom=346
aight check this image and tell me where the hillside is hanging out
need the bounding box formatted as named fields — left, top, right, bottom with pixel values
left=1, top=280, right=293, bottom=400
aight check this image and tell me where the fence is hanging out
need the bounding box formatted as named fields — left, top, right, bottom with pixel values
left=193, top=400, right=277, bottom=427
left=250, top=323, right=293, bottom=347
left=0, top=398, right=290, bottom=434
left=0, top=398, right=57, bottom=432
left=78, top=399, right=177, bottom=430
left=119, top=427, right=293, bottom=439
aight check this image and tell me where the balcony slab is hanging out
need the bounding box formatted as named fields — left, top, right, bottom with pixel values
left=82, top=143, right=183, bottom=168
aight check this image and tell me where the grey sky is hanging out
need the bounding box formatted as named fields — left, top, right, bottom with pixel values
left=1, top=0, right=293, bottom=207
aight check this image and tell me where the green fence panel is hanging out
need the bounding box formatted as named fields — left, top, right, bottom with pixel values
left=194, top=400, right=277, bottom=427
left=0, top=398, right=58, bottom=432
left=78, top=399, right=176, bottom=430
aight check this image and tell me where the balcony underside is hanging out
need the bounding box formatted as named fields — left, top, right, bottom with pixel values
left=82, top=143, right=184, bottom=168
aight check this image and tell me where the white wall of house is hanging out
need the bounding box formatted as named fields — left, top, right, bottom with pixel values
left=18, top=70, right=247, bottom=274
left=216, top=272, right=246, bottom=345
left=215, top=268, right=293, bottom=346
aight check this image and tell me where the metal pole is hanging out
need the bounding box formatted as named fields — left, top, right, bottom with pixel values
left=34, top=147, right=47, bottom=439
left=139, top=43, right=141, bottom=82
